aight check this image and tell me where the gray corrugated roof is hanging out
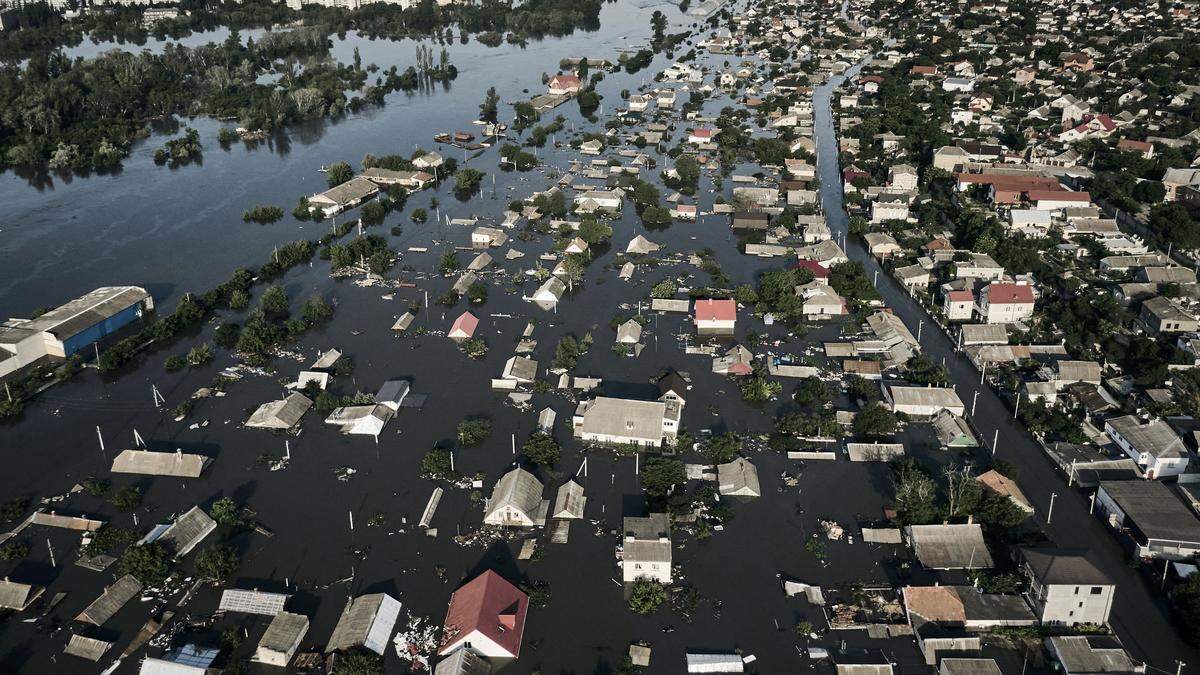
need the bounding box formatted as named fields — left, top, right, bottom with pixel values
left=111, top=449, right=209, bottom=478
left=0, top=579, right=41, bottom=610
left=159, top=505, right=216, bottom=557
left=258, top=611, right=309, bottom=653
left=64, top=634, right=112, bottom=661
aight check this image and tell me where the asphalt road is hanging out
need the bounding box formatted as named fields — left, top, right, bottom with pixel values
left=811, top=51, right=1200, bottom=671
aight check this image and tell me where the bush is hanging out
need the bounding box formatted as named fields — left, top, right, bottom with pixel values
left=165, top=355, right=186, bottom=372
left=640, top=457, right=685, bottom=498
left=243, top=205, right=285, bottom=224
left=110, top=486, right=143, bottom=512
left=186, top=342, right=214, bottom=367
left=421, top=448, right=456, bottom=480
left=210, top=497, right=240, bottom=526
left=457, top=418, right=492, bottom=447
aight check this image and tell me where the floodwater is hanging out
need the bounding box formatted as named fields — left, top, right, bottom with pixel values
left=0, top=0, right=1193, bottom=673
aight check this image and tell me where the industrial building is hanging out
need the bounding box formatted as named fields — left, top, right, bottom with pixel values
left=0, top=286, right=152, bottom=378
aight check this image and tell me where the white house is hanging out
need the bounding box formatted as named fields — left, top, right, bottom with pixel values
left=1104, top=415, right=1190, bottom=479
left=621, top=514, right=672, bottom=584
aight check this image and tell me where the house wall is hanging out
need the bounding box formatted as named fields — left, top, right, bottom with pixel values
left=580, top=431, right=662, bottom=448
left=622, top=559, right=672, bottom=584
left=980, top=300, right=1034, bottom=324
left=1031, top=583, right=1115, bottom=626
left=60, top=301, right=145, bottom=357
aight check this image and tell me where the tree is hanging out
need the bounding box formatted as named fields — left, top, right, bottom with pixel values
left=976, top=493, right=1027, bottom=531
left=335, top=648, right=383, bottom=674
left=110, top=486, right=143, bottom=512
left=628, top=578, right=666, bottom=614
left=944, top=465, right=983, bottom=518
left=302, top=295, right=334, bottom=324
left=1173, top=574, right=1200, bottom=646
left=455, top=168, right=485, bottom=193
left=411, top=208, right=428, bottom=223
left=467, top=282, right=488, bottom=304
left=260, top=285, right=289, bottom=320
left=117, top=543, right=170, bottom=586
left=673, top=154, right=700, bottom=187
left=439, top=250, right=460, bottom=274
left=479, top=86, right=500, bottom=122
left=891, top=459, right=938, bottom=525
left=578, top=218, right=613, bottom=244
left=326, top=161, right=353, bottom=188
left=523, top=432, right=561, bottom=466
left=457, top=418, right=492, bottom=446
left=651, top=279, right=678, bottom=299
left=360, top=200, right=387, bottom=225
left=196, top=545, right=239, bottom=583
left=578, top=90, right=601, bottom=115
left=650, top=10, right=667, bottom=44
left=210, top=498, right=240, bottom=526
left=793, top=376, right=831, bottom=407
left=853, top=403, right=898, bottom=438
left=703, top=433, right=739, bottom=463
left=640, top=457, right=685, bottom=498
left=421, top=448, right=456, bottom=479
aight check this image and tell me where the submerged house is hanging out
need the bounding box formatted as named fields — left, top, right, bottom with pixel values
left=483, top=468, right=549, bottom=528
left=573, top=395, right=682, bottom=447
left=325, top=593, right=402, bottom=655
left=717, top=457, right=761, bottom=497
left=246, top=393, right=313, bottom=430
left=621, top=513, right=672, bottom=584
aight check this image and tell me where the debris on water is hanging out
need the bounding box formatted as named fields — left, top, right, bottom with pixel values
left=334, top=466, right=356, bottom=481
left=393, top=612, right=439, bottom=671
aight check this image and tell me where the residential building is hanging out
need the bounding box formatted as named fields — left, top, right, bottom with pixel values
left=439, top=570, right=529, bottom=659
left=1020, top=548, right=1115, bottom=626
left=1046, top=636, right=1145, bottom=675
left=1095, top=481, right=1200, bottom=560
left=483, top=468, right=549, bottom=528
left=325, top=593, right=401, bottom=655
left=884, top=385, right=966, bottom=418
left=694, top=298, right=737, bottom=335
left=573, top=395, right=682, bottom=447
left=1104, top=415, right=1190, bottom=479
left=977, top=283, right=1035, bottom=324
left=1140, top=296, right=1199, bottom=334
left=252, top=612, right=309, bottom=667
left=717, top=457, right=761, bottom=497
left=621, top=513, right=672, bottom=583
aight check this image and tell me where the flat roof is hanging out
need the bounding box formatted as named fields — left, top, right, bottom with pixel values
left=1100, top=481, right=1200, bottom=543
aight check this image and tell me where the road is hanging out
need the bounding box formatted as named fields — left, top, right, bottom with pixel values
left=811, top=44, right=1199, bottom=670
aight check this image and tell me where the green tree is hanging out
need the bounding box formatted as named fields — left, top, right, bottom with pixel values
left=1173, top=573, right=1200, bottom=646
left=110, top=486, right=143, bottom=512
left=326, top=161, right=353, bottom=188
left=628, top=578, right=666, bottom=614
left=260, top=285, right=289, bottom=320
left=523, top=432, right=562, bottom=466
left=210, top=498, right=240, bottom=526
left=703, top=433, right=740, bottom=463
left=196, top=545, right=239, bottom=583
left=479, top=86, right=500, bottom=122
left=640, top=457, right=685, bottom=498
left=421, top=448, right=456, bottom=479
left=302, top=295, right=334, bottom=324
left=117, top=543, right=170, bottom=586
left=335, top=648, right=383, bottom=674
left=650, top=10, right=667, bottom=44
left=853, top=403, right=898, bottom=438
left=457, top=418, right=492, bottom=446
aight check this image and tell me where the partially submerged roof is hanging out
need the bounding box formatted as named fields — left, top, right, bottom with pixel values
left=1048, top=635, right=1141, bottom=674
left=76, top=574, right=142, bottom=625
left=1021, top=548, right=1111, bottom=586
left=111, top=449, right=210, bottom=478
left=0, top=578, right=43, bottom=611
left=553, top=479, right=587, bottom=519
left=1099, top=481, right=1200, bottom=543
left=152, top=505, right=217, bottom=557
left=257, top=611, right=309, bottom=657
left=717, top=457, right=761, bottom=497
left=246, top=392, right=313, bottom=429
left=219, top=588, right=291, bottom=615
left=64, top=634, right=113, bottom=661
left=326, top=593, right=402, bottom=654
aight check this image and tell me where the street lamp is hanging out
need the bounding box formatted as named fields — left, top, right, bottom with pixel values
left=971, top=390, right=980, bottom=417
left=1047, top=492, right=1058, bottom=525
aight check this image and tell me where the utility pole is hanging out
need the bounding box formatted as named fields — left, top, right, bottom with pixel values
left=917, top=319, right=923, bottom=342
left=992, top=429, right=999, bottom=455
left=971, top=390, right=980, bottom=417
left=1046, top=492, right=1057, bottom=525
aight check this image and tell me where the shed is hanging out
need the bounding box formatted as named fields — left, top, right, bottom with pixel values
left=64, top=634, right=112, bottom=662
left=253, top=611, right=309, bottom=667
left=142, top=505, right=216, bottom=558
left=326, top=593, right=402, bottom=655
left=931, top=410, right=978, bottom=447
left=537, top=407, right=556, bottom=431
left=552, top=480, right=587, bottom=519
left=448, top=312, right=479, bottom=341
left=483, top=468, right=548, bottom=527
left=392, top=312, right=415, bottom=332
left=219, top=588, right=290, bottom=615
left=686, top=653, right=745, bottom=673
left=616, top=319, right=643, bottom=344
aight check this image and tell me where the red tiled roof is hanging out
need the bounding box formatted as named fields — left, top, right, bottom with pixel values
left=691, top=128, right=713, bottom=138
left=947, top=290, right=974, bottom=302
left=439, top=570, right=529, bottom=658
left=550, top=75, right=581, bottom=87
left=985, top=283, right=1034, bottom=304
left=794, top=259, right=830, bottom=278
left=695, top=298, right=737, bottom=322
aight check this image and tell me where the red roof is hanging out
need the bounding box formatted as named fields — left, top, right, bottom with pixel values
left=947, top=290, right=974, bottom=302
left=449, top=311, right=479, bottom=337
left=439, top=570, right=528, bottom=658
left=691, top=128, right=713, bottom=138
left=694, top=298, right=737, bottom=322
left=985, top=283, right=1034, bottom=305
left=793, top=259, right=830, bottom=278
left=550, top=74, right=581, bottom=87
